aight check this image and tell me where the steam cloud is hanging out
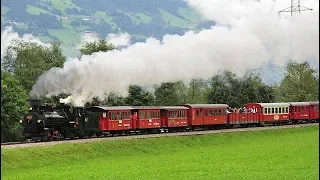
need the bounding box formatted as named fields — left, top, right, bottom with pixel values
left=77, top=32, right=131, bottom=49
left=29, top=0, right=319, bottom=106
left=1, top=26, right=48, bottom=58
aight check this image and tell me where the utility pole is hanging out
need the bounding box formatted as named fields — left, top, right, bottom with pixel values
left=278, top=0, right=313, bottom=18
left=276, top=0, right=314, bottom=62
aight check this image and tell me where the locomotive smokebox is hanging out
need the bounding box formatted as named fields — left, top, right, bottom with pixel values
left=28, top=99, right=41, bottom=110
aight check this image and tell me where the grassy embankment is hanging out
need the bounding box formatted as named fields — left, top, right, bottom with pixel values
left=2, top=126, right=319, bottom=180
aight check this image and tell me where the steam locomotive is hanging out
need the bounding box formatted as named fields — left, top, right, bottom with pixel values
left=20, top=100, right=87, bottom=141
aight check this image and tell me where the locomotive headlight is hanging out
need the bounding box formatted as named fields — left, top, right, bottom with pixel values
left=37, top=120, right=42, bottom=123
left=19, top=120, right=23, bottom=123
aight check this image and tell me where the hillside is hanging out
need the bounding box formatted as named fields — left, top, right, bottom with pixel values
left=1, top=0, right=216, bottom=57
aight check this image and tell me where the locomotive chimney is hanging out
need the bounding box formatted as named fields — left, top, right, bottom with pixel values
left=28, top=99, right=41, bottom=110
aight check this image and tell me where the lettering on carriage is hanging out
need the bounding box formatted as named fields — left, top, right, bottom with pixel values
left=274, top=115, right=279, bottom=120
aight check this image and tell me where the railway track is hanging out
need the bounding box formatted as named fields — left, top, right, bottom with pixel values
left=1, top=123, right=318, bottom=149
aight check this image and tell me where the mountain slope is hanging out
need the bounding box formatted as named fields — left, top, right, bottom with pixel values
left=1, top=0, right=216, bottom=57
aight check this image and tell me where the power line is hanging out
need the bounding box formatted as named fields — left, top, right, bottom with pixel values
left=269, top=0, right=277, bottom=15
left=278, top=0, right=314, bottom=18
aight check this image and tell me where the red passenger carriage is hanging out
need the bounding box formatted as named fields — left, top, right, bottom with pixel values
left=184, top=104, right=229, bottom=127
left=309, top=101, right=319, bottom=122
left=246, top=103, right=290, bottom=124
left=132, top=106, right=161, bottom=132
left=85, top=106, right=133, bottom=134
left=160, top=106, right=189, bottom=131
left=288, top=102, right=310, bottom=123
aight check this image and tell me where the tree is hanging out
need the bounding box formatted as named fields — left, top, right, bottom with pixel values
left=125, top=85, right=155, bottom=106
left=102, top=92, right=127, bottom=106
left=277, top=61, right=319, bottom=102
left=1, top=71, right=29, bottom=142
left=154, top=81, right=187, bottom=106
left=207, top=73, right=233, bottom=106
left=208, top=70, right=275, bottom=108
left=79, top=40, right=115, bottom=55
left=187, top=79, right=211, bottom=104
left=2, top=40, right=66, bottom=91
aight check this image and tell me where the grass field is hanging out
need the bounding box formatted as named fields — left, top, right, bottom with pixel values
left=2, top=126, right=319, bottom=180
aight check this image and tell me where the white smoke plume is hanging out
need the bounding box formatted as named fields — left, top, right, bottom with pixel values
left=77, top=32, right=131, bottom=49
left=1, top=26, right=47, bottom=58
left=106, top=33, right=131, bottom=47
left=30, top=0, right=319, bottom=106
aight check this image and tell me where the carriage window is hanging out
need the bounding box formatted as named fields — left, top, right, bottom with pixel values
left=213, top=110, right=217, bottom=116
left=199, top=110, right=202, bottom=116
left=218, top=110, right=222, bottom=115
left=285, top=107, right=289, bottom=113
left=170, top=111, right=174, bottom=118
left=205, top=110, right=208, bottom=116
left=209, top=110, right=213, bottom=116
left=301, top=107, right=305, bottom=112
left=279, top=108, right=282, bottom=113
left=196, top=110, right=200, bottom=117
left=275, top=108, right=278, bottom=114
left=267, top=108, right=270, bottom=114
left=271, top=108, right=274, bottom=113
left=282, top=107, right=285, bottom=114
left=264, top=108, right=267, bottom=114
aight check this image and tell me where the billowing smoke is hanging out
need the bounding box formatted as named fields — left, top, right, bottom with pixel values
left=77, top=32, right=131, bottom=49
left=1, top=26, right=47, bottom=58
left=30, top=0, right=319, bottom=106
left=106, top=33, right=131, bottom=47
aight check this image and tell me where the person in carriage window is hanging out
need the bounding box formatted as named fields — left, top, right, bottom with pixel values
left=131, top=112, right=137, bottom=121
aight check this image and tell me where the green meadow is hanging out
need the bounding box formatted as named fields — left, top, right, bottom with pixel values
left=2, top=126, right=318, bottom=180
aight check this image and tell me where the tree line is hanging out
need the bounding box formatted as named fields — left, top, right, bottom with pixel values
left=1, top=39, right=318, bottom=142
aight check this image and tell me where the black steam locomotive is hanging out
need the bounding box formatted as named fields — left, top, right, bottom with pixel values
left=20, top=100, right=93, bottom=141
